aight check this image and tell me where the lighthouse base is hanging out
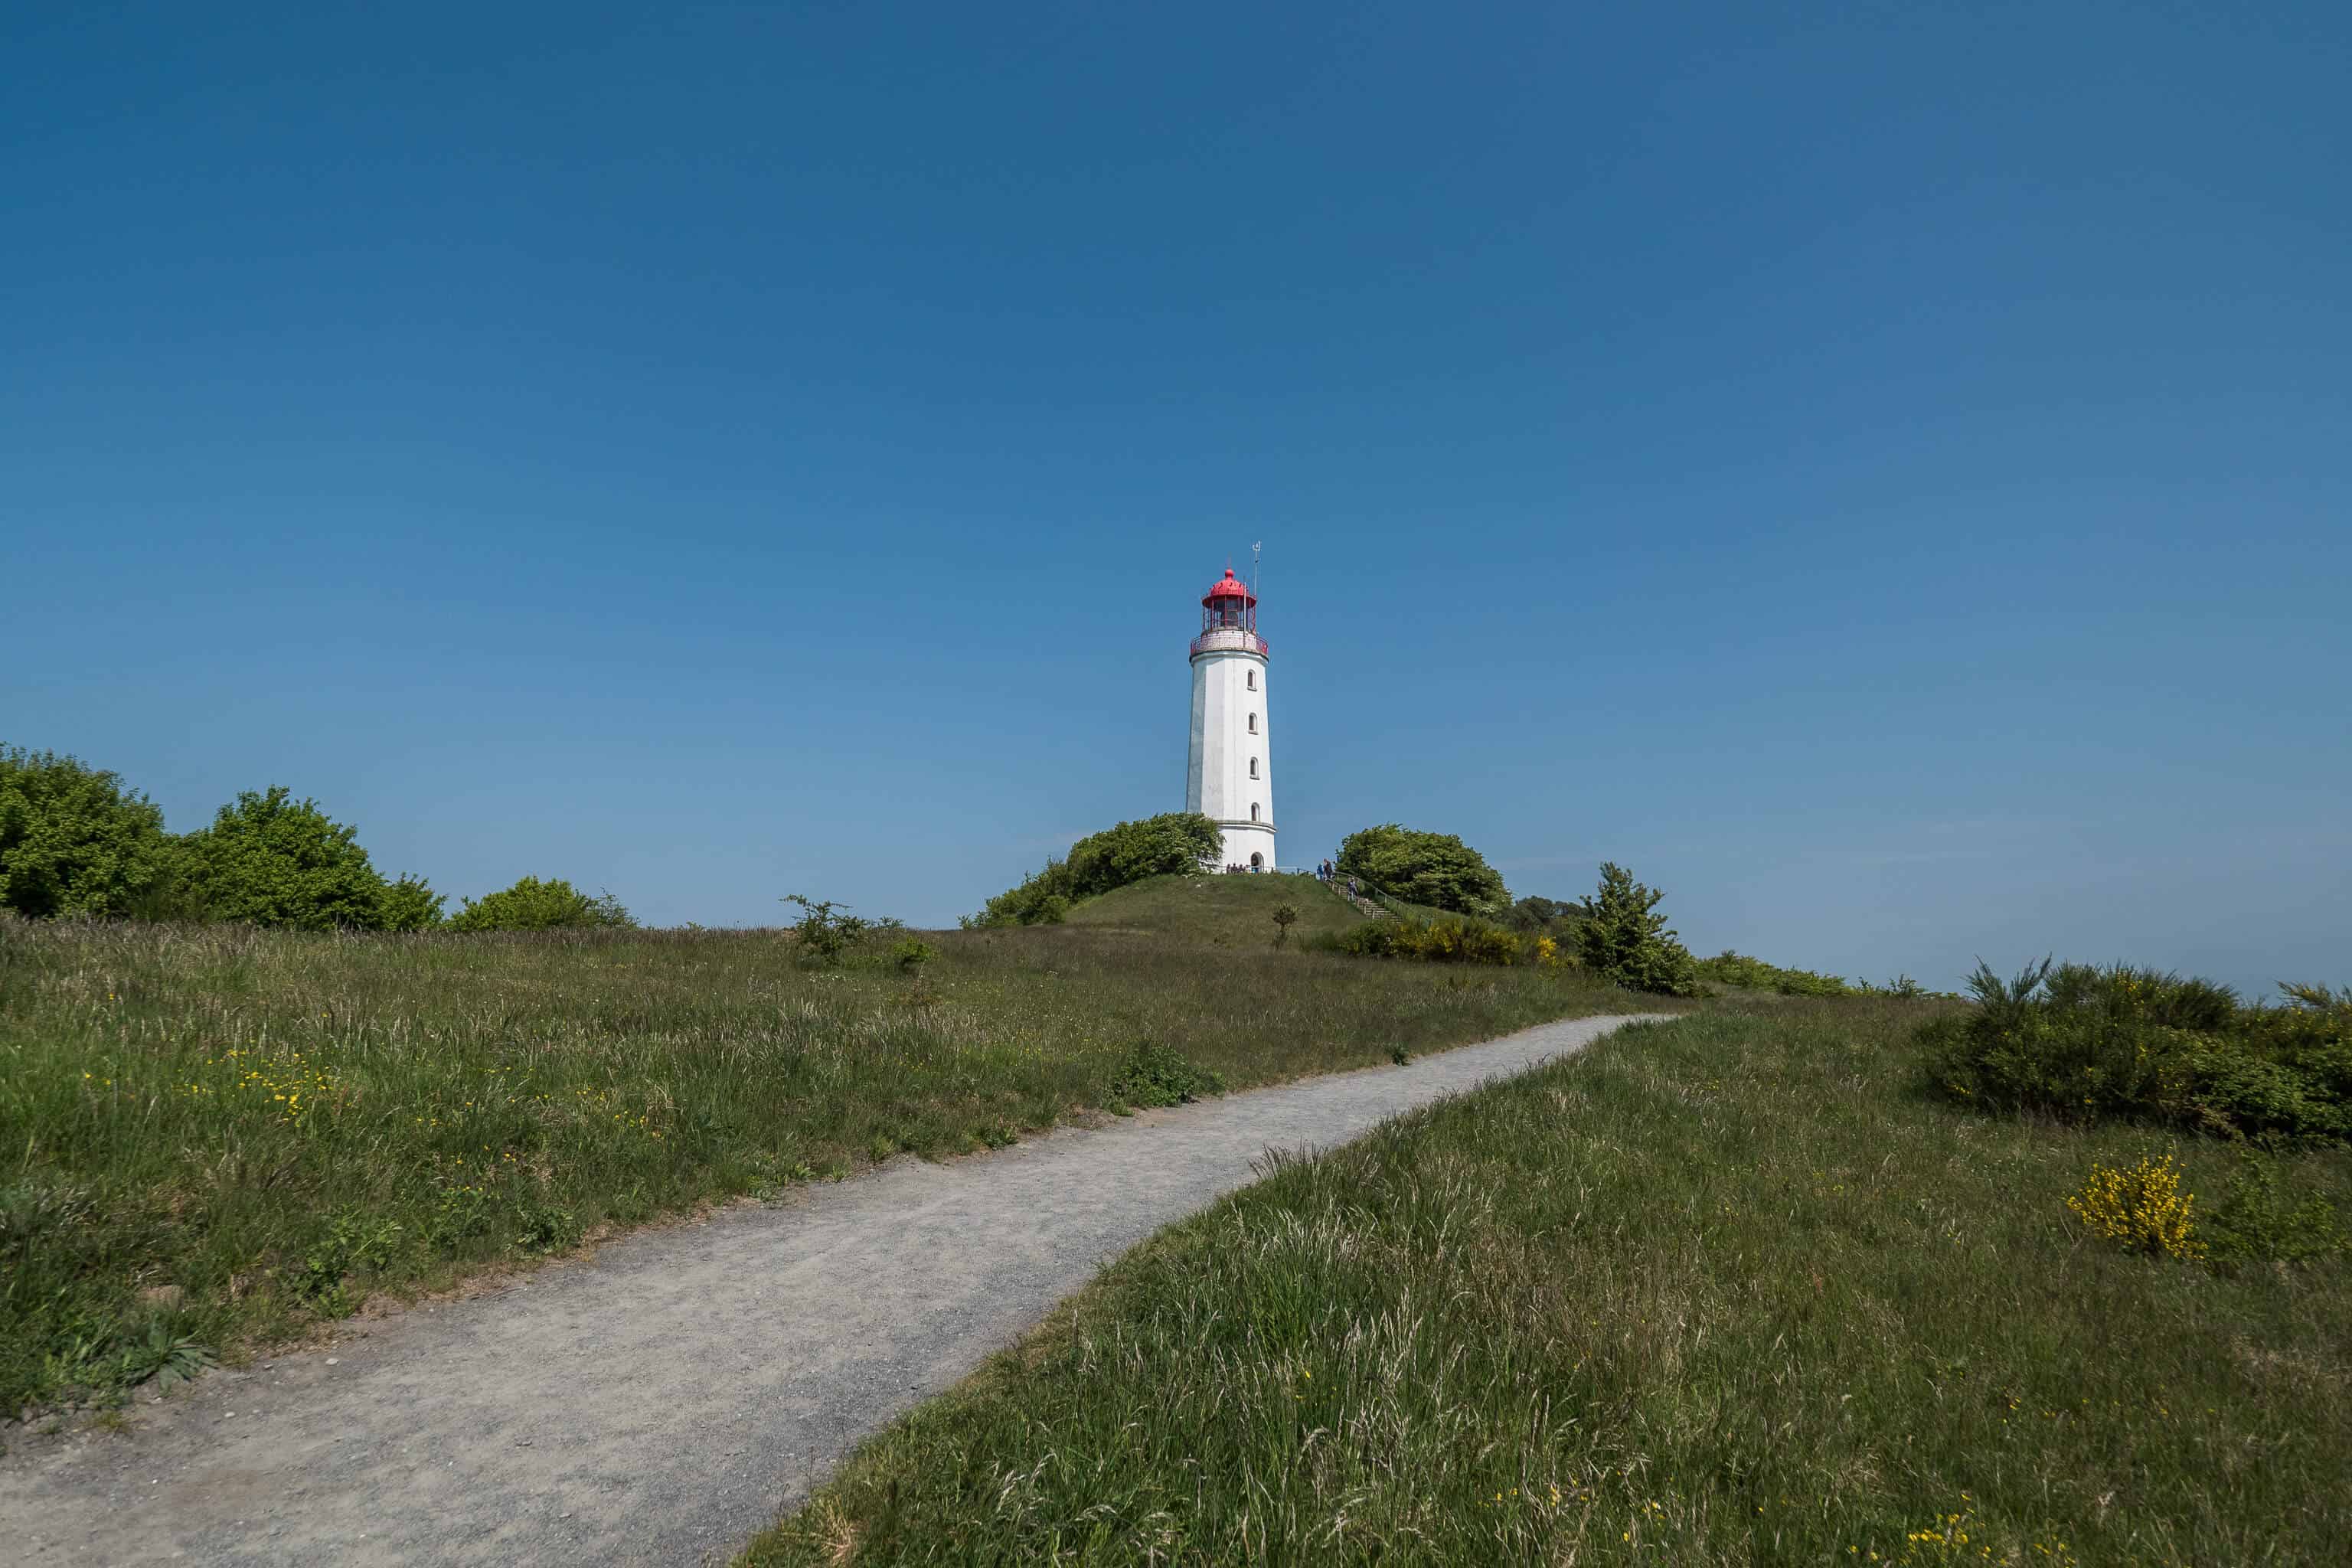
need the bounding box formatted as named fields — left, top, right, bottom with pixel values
left=1207, top=820, right=1278, bottom=873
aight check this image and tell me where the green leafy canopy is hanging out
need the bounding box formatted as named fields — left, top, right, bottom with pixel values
left=0, top=746, right=176, bottom=919
left=1334, top=825, right=1509, bottom=918
left=1573, top=861, right=1700, bottom=996
left=175, top=786, right=443, bottom=932
left=449, top=876, right=634, bottom=933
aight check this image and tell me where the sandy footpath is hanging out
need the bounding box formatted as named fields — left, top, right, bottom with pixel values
left=2, top=1013, right=1661, bottom=1566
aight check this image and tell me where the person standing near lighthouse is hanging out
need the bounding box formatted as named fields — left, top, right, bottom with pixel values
left=1185, top=561, right=1276, bottom=871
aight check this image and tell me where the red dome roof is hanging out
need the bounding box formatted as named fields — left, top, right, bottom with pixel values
left=1201, top=568, right=1256, bottom=607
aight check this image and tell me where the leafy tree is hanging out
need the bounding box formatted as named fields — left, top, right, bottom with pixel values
left=1063, top=813, right=1222, bottom=900
left=1573, top=861, right=1698, bottom=995
left=381, top=873, right=448, bottom=932
left=176, top=787, right=410, bottom=931
left=1271, top=903, right=1298, bottom=947
left=1505, top=895, right=1586, bottom=934
left=0, top=746, right=178, bottom=918
left=451, top=876, right=634, bottom=933
left=1334, top=825, right=1509, bottom=917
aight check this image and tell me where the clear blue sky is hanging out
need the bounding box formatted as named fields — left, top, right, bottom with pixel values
left=5, top=2, right=2345, bottom=994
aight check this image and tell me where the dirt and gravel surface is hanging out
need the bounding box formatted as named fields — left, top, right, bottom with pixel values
left=2, top=1013, right=1660, bottom=1566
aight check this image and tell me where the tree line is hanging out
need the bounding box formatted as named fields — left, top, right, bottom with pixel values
left=0, top=745, right=629, bottom=933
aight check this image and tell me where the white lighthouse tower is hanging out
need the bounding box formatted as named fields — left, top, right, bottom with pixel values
left=1185, top=564, right=1276, bottom=870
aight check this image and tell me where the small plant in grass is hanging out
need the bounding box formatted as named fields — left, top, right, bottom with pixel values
left=892, top=937, right=936, bottom=975
left=2066, top=1154, right=2203, bottom=1259
left=1271, top=903, right=1298, bottom=948
left=118, top=1322, right=214, bottom=1391
left=1106, top=1043, right=1226, bottom=1109
left=423, top=1184, right=496, bottom=1249
left=296, top=1210, right=403, bottom=1313
left=511, top=1202, right=580, bottom=1256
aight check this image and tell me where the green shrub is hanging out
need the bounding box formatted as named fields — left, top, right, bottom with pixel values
left=1338, top=915, right=1524, bottom=965
left=177, top=786, right=433, bottom=932
left=1334, top=825, right=1509, bottom=917
left=451, top=876, right=632, bottom=933
left=893, top=938, right=937, bottom=974
left=2203, top=1152, right=2347, bottom=1266
left=380, top=871, right=447, bottom=932
left=976, top=813, right=1220, bottom=926
left=1504, top=895, right=1586, bottom=934
left=781, top=893, right=866, bottom=963
left=1927, top=960, right=2352, bottom=1141
left=1695, top=949, right=1854, bottom=997
left=0, top=746, right=178, bottom=919
left=1572, top=862, right=1699, bottom=996
left=1106, top=1043, right=1227, bottom=1109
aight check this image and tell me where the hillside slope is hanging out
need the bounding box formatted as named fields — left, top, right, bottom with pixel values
left=1060, top=872, right=1364, bottom=945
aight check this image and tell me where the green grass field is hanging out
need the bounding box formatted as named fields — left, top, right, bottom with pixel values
left=743, top=998, right=2352, bottom=1567
left=0, top=887, right=1638, bottom=1413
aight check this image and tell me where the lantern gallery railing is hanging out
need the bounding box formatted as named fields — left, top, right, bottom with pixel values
left=1189, top=629, right=1269, bottom=657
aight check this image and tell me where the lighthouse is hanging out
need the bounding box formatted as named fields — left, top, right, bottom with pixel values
left=1185, top=565, right=1276, bottom=871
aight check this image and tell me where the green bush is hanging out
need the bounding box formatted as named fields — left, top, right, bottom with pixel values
left=1106, top=1043, right=1227, bottom=1109
left=177, top=786, right=436, bottom=932
left=976, top=813, right=1220, bottom=926
left=1504, top=895, right=1586, bottom=934
left=1926, top=961, right=2352, bottom=1141
left=380, top=872, right=447, bottom=932
left=1338, top=915, right=1524, bottom=965
left=779, top=893, right=865, bottom=962
left=1572, top=862, right=1699, bottom=996
left=1334, top=825, right=1509, bottom=917
left=452, top=876, right=632, bottom=933
left=1695, top=949, right=1854, bottom=998
left=0, top=746, right=178, bottom=919
left=2203, top=1152, right=2347, bottom=1266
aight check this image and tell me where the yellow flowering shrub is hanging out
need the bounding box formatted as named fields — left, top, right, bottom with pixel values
left=2066, top=1154, right=2203, bottom=1259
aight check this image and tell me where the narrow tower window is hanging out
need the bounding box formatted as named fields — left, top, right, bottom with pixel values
left=1246, top=670, right=1256, bottom=690
left=1250, top=802, right=1260, bottom=821
left=1250, top=756, right=1259, bottom=779
left=1247, top=712, right=1257, bottom=733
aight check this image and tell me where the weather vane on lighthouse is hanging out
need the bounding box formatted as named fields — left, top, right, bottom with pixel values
left=1185, top=552, right=1275, bottom=871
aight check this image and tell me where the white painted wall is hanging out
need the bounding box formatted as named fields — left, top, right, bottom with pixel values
left=1187, top=635, right=1275, bottom=867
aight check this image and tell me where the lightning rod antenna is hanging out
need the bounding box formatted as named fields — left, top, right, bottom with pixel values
left=1251, top=541, right=1262, bottom=640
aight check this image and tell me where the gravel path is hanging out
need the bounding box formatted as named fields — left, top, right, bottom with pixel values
left=2, top=1013, right=1660, bottom=1566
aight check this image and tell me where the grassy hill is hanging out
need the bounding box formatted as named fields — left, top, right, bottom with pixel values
left=1060, top=871, right=1365, bottom=945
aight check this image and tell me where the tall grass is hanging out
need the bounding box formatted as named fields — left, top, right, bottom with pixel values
left=0, top=914, right=1633, bottom=1413
left=744, top=998, right=2352, bottom=1566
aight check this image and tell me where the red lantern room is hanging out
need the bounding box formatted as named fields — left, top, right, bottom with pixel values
left=1200, top=567, right=1257, bottom=636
